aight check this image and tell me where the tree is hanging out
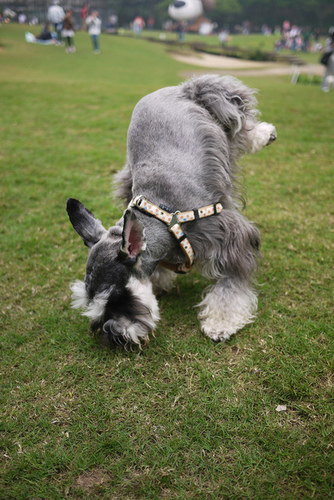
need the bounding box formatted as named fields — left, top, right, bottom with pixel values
left=210, top=0, right=334, bottom=30
left=101, top=0, right=333, bottom=30
left=209, top=0, right=242, bottom=26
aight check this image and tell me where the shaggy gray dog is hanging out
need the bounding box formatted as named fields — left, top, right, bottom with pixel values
left=67, top=75, right=276, bottom=345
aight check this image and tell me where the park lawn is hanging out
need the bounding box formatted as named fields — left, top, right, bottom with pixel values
left=1, top=24, right=333, bottom=499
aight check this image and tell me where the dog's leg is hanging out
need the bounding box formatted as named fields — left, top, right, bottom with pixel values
left=197, top=277, right=257, bottom=341
left=150, top=266, right=177, bottom=296
left=248, top=122, right=277, bottom=153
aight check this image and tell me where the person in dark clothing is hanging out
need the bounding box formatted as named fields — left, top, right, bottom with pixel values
left=36, top=22, right=53, bottom=41
left=62, top=9, right=76, bottom=52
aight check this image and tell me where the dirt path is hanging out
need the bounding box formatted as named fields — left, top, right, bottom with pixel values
left=171, top=52, right=323, bottom=77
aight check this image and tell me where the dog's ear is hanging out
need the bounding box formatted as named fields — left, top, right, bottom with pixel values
left=119, top=209, right=146, bottom=264
left=66, top=198, right=107, bottom=248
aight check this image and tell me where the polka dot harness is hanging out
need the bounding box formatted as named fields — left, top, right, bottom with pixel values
left=129, top=195, right=223, bottom=274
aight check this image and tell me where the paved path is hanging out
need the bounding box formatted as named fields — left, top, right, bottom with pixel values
left=171, top=52, right=323, bottom=77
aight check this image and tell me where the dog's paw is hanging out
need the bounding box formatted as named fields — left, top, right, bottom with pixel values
left=198, top=282, right=258, bottom=342
left=200, top=322, right=237, bottom=342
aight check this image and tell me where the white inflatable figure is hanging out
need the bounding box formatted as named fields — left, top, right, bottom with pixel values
left=168, top=0, right=203, bottom=21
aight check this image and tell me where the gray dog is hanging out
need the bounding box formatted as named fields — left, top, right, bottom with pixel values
left=67, top=75, right=276, bottom=346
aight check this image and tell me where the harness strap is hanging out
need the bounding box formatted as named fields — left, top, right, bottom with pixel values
left=129, top=195, right=223, bottom=273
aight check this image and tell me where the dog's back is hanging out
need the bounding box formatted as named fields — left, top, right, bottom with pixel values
left=123, top=75, right=259, bottom=212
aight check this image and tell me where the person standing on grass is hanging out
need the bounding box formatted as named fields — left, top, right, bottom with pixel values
left=47, top=0, right=65, bottom=44
left=80, top=5, right=89, bottom=30
left=62, top=9, right=76, bottom=53
left=321, top=27, right=334, bottom=92
left=86, top=10, right=101, bottom=54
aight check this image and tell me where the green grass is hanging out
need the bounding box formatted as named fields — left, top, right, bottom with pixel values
left=1, top=24, right=333, bottom=499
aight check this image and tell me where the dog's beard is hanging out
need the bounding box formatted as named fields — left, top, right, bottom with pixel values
left=70, top=280, right=88, bottom=310
left=70, top=280, right=112, bottom=321
left=70, top=277, right=160, bottom=345
left=103, top=277, right=160, bottom=345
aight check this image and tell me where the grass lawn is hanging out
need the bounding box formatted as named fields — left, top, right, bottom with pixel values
left=1, top=24, right=333, bottom=499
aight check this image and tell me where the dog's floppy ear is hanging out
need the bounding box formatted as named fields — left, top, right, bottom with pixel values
left=66, top=198, right=107, bottom=248
left=119, top=209, right=146, bottom=264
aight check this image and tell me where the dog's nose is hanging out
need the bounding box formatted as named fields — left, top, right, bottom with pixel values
left=269, top=129, right=277, bottom=144
left=172, top=1, right=186, bottom=8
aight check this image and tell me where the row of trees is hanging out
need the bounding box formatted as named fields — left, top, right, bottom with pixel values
left=211, top=0, right=333, bottom=30
left=1, top=0, right=332, bottom=30
left=105, top=0, right=333, bottom=31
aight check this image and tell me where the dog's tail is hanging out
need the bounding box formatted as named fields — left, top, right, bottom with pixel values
left=180, top=74, right=258, bottom=135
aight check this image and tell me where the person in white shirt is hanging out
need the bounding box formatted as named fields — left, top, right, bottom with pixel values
left=47, top=0, right=65, bottom=43
left=86, top=11, right=102, bottom=54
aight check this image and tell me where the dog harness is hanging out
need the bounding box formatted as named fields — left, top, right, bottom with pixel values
left=129, top=195, right=223, bottom=273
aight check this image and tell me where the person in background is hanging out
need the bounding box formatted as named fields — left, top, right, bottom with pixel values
left=321, top=27, right=334, bottom=92
left=47, top=0, right=65, bottom=44
left=86, top=10, right=101, bottom=54
left=36, top=22, right=53, bottom=40
left=18, top=13, right=27, bottom=24
left=80, top=5, right=89, bottom=30
left=218, top=29, right=228, bottom=45
left=147, top=17, right=155, bottom=30
left=133, top=16, right=145, bottom=35
left=176, top=21, right=185, bottom=42
left=62, top=9, right=76, bottom=52
left=105, top=14, right=118, bottom=34
left=302, top=27, right=311, bottom=52
left=30, top=16, right=39, bottom=25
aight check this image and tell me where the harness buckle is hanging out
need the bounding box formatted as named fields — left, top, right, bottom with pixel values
left=129, top=195, right=145, bottom=209
left=168, top=211, right=180, bottom=231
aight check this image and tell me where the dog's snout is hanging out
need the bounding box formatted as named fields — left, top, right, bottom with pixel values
left=172, top=1, right=186, bottom=8
left=269, top=129, right=277, bottom=144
